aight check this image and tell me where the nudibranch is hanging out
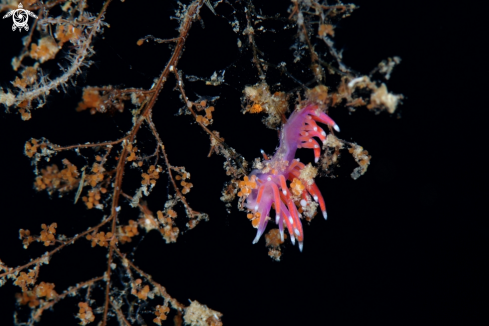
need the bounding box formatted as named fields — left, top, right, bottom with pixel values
left=239, top=103, right=339, bottom=251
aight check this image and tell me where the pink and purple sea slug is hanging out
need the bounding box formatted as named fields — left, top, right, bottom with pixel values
left=239, top=103, right=339, bottom=251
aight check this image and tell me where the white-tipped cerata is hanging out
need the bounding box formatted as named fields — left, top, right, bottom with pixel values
left=334, top=124, right=340, bottom=132
left=298, top=241, right=303, bottom=252
left=322, top=210, right=328, bottom=220
left=252, top=229, right=264, bottom=244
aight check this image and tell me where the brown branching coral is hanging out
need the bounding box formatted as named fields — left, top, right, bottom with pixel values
left=0, top=0, right=401, bottom=325
left=1, top=0, right=222, bottom=324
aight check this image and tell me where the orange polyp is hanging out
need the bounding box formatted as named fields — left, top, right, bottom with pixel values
left=205, top=106, right=214, bottom=119
left=250, top=103, right=263, bottom=113
left=290, top=178, right=305, bottom=196
left=252, top=218, right=260, bottom=228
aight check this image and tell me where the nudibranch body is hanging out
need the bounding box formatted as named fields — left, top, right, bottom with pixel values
left=240, top=103, right=339, bottom=251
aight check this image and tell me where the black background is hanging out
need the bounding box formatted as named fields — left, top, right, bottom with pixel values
left=0, top=0, right=485, bottom=325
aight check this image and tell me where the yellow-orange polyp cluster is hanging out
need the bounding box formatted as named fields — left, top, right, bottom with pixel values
left=238, top=175, right=258, bottom=197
